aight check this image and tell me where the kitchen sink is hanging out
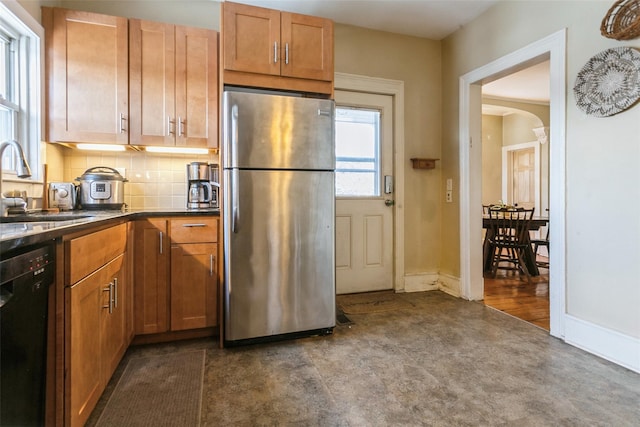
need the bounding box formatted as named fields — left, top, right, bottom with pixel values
left=0, top=213, right=93, bottom=223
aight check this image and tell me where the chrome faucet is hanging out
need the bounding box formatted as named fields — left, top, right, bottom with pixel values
left=0, top=140, right=32, bottom=215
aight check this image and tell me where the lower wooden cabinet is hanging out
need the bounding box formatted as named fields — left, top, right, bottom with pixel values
left=170, top=242, right=217, bottom=330
left=67, top=225, right=129, bottom=427
left=134, top=216, right=219, bottom=336
left=68, top=266, right=103, bottom=427
left=63, top=217, right=218, bottom=426
left=133, top=218, right=169, bottom=334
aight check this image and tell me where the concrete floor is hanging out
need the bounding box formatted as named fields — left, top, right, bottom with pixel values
left=91, top=291, right=640, bottom=426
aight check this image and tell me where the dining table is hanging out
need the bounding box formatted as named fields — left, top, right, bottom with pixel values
left=482, top=215, right=549, bottom=277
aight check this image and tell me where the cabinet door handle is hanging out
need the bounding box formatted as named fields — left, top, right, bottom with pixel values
left=210, top=254, right=215, bottom=277
left=178, top=117, right=184, bottom=137
left=102, top=284, right=113, bottom=314
left=159, top=231, right=163, bottom=255
left=167, top=116, right=174, bottom=135
left=182, top=223, right=206, bottom=228
left=120, top=113, right=127, bottom=133
left=274, top=41, right=278, bottom=63
left=113, top=278, right=118, bottom=309
left=285, top=42, right=289, bottom=65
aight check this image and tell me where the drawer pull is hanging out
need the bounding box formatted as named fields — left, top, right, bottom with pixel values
left=182, top=223, right=207, bottom=228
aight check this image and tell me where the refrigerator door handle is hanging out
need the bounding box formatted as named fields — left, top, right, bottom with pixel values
left=231, top=104, right=239, bottom=168
left=230, top=103, right=240, bottom=233
left=232, top=168, right=239, bottom=233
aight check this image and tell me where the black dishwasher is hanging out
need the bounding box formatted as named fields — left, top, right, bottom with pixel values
left=1, top=243, right=54, bottom=426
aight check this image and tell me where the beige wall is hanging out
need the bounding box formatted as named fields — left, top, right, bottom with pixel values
left=481, top=114, right=503, bottom=206
left=335, top=24, right=442, bottom=275
left=502, top=113, right=542, bottom=146
left=442, top=1, right=640, bottom=338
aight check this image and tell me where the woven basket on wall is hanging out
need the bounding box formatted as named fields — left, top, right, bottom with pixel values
left=601, top=0, right=640, bottom=40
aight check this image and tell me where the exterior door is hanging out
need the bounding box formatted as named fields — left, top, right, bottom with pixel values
left=335, top=91, right=394, bottom=294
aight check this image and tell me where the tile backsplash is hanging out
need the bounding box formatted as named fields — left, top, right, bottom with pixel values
left=62, top=147, right=218, bottom=210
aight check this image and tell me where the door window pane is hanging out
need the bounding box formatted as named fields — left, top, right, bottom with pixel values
left=335, top=107, right=380, bottom=197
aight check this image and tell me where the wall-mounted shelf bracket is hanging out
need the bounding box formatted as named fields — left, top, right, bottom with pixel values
left=410, top=158, right=439, bottom=169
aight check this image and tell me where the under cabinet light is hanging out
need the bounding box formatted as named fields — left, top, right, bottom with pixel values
left=76, top=144, right=127, bottom=152
left=145, top=146, right=209, bottom=155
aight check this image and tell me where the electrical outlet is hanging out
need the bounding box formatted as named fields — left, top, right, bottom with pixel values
left=446, top=190, right=453, bottom=203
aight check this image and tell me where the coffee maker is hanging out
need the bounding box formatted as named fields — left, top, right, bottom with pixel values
left=187, top=162, right=213, bottom=209
left=208, top=163, right=219, bottom=209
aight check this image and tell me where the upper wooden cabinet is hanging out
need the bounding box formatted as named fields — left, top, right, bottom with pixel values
left=222, top=1, right=334, bottom=95
left=43, top=7, right=129, bottom=144
left=129, top=20, right=219, bottom=148
left=43, top=8, right=219, bottom=147
left=280, top=12, right=334, bottom=81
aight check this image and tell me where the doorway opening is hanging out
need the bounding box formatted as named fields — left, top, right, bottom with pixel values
left=482, top=82, right=549, bottom=329
left=459, top=29, right=566, bottom=338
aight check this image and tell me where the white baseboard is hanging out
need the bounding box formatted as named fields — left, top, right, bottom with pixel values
left=403, top=273, right=439, bottom=292
left=401, top=272, right=461, bottom=297
left=436, top=273, right=461, bottom=298
left=564, top=314, right=640, bottom=374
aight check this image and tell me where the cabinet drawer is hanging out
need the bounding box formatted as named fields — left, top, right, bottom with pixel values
left=170, top=218, right=218, bottom=244
left=68, top=223, right=128, bottom=284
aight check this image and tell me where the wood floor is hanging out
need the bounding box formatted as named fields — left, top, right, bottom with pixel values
left=483, top=257, right=550, bottom=330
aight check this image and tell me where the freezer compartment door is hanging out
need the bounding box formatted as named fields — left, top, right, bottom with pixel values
left=223, top=169, right=336, bottom=341
left=223, top=90, right=335, bottom=170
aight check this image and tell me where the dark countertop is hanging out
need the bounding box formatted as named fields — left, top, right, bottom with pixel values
left=0, top=208, right=220, bottom=254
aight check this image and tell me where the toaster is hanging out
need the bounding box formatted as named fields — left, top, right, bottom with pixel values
left=49, top=182, right=77, bottom=210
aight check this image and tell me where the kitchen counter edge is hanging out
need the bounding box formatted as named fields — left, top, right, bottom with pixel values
left=0, top=209, right=220, bottom=254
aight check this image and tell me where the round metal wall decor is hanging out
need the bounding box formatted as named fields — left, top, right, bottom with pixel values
left=573, top=46, right=640, bottom=117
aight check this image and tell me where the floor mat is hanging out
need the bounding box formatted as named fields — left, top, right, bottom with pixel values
left=337, top=291, right=413, bottom=314
left=95, top=350, right=205, bottom=427
left=336, top=307, right=354, bottom=325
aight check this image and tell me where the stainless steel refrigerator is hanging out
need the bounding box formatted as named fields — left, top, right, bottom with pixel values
left=222, top=90, right=336, bottom=344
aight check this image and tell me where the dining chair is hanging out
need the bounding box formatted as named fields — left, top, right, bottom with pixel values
left=486, top=207, right=535, bottom=283
left=531, top=226, right=549, bottom=268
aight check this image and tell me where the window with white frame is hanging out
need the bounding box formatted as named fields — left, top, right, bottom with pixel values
left=0, top=0, right=42, bottom=179
left=335, top=106, right=381, bottom=197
